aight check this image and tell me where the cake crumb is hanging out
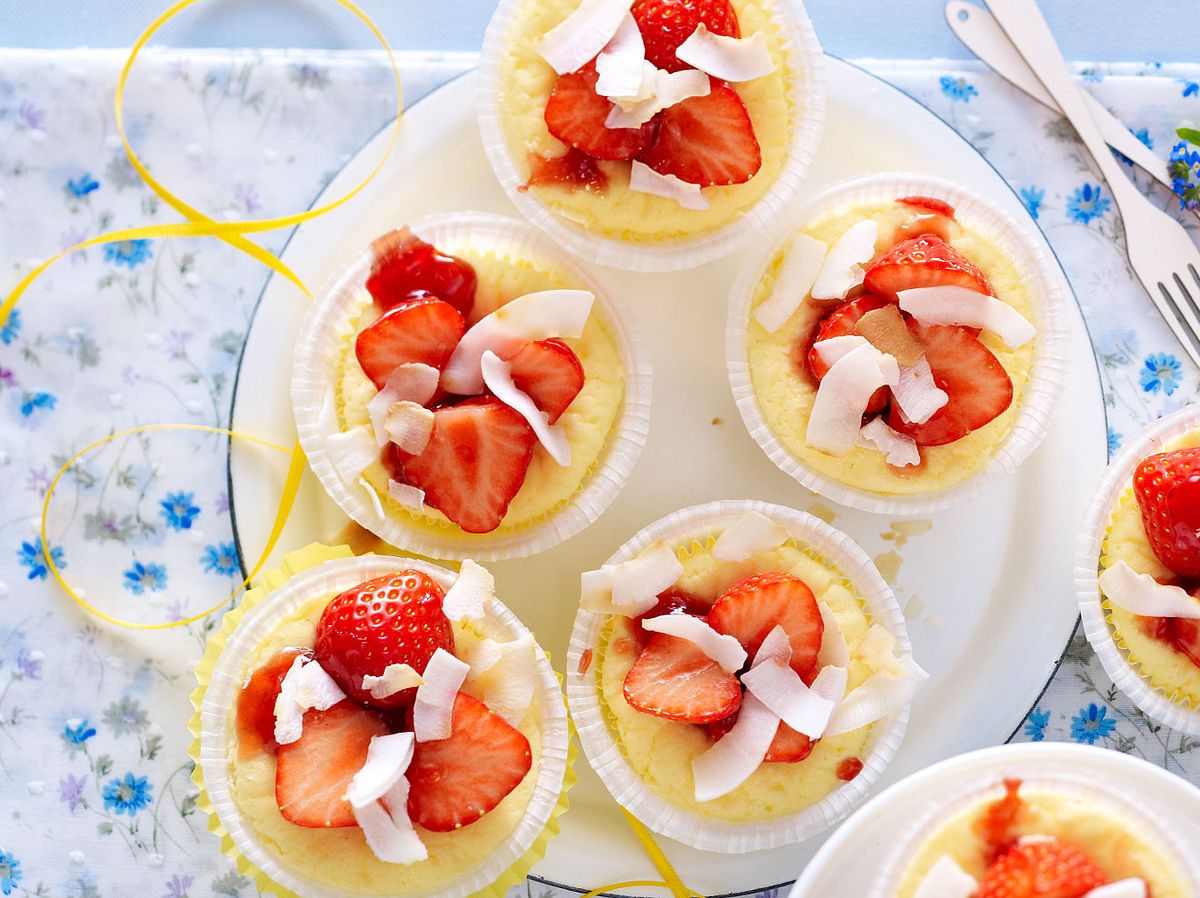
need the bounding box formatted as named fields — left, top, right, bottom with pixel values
left=884, top=519, right=933, bottom=548
left=807, top=502, right=837, bottom=524
left=922, top=613, right=944, bottom=630
left=903, top=594, right=926, bottom=619
left=874, top=550, right=902, bottom=584
left=711, top=417, right=723, bottom=426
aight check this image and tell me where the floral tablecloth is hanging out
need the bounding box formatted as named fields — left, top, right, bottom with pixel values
left=1, top=48, right=1198, bottom=898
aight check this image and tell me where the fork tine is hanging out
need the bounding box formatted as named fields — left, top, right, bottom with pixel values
left=1156, top=281, right=1200, bottom=371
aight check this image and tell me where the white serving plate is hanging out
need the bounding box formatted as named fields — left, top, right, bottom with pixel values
left=227, top=60, right=1106, bottom=896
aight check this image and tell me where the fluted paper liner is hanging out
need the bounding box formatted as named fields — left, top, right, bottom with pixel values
left=291, top=211, right=652, bottom=561
left=726, top=172, right=1072, bottom=516
left=565, top=500, right=912, bottom=853
left=1076, top=405, right=1200, bottom=736
left=189, top=544, right=575, bottom=898
left=477, top=0, right=827, bottom=272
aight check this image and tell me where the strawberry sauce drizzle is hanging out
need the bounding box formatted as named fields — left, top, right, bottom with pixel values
left=976, top=777, right=1024, bottom=864
left=521, top=149, right=608, bottom=193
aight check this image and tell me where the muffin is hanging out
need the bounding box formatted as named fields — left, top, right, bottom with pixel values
left=566, top=500, right=921, bottom=852
left=292, top=212, right=651, bottom=561
left=191, top=546, right=572, bottom=898
left=727, top=173, right=1069, bottom=515
left=478, top=0, right=826, bottom=270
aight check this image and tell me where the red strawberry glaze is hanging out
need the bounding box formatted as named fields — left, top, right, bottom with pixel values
left=835, top=757, right=864, bottom=781
left=521, top=149, right=609, bottom=194
left=366, top=228, right=477, bottom=318
left=236, top=647, right=310, bottom=758
left=975, top=778, right=1024, bottom=863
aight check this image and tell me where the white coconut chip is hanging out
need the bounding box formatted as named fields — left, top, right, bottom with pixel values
left=442, top=289, right=594, bottom=395
left=580, top=566, right=617, bottom=611
left=741, top=658, right=839, bottom=738
left=812, top=334, right=873, bottom=369
left=443, top=559, right=494, bottom=624
left=692, top=692, right=779, bottom=802
left=893, top=356, right=949, bottom=425
left=579, top=544, right=685, bottom=617
left=816, top=603, right=850, bottom=668
left=1084, top=880, right=1147, bottom=898
left=463, top=633, right=537, bottom=727
left=382, top=401, right=434, bottom=456
left=480, top=350, right=571, bottom=465
left=345, top=732, right=415, bottom=808
left=536, top=0, right=633, bottom=76
left=366, top=362, right=439, bottom=447
left=606, top=67, right=711, bottom=128
left=629, top=161, right=708, bottom=210
left=811, top=220, right=878, bottom=301
left=824, top=653, right=926, bottom=737
left=361, top=663, right=423, bottom=701
left=326, top=425, right=379, bottom=484
left=273, top=656, right=347, bottom=746
left=387, top=479, right=426, bottom=511
left=806, top=343, right=900, bottom=456
left=756, top=624, right=793, bottom=667
left=898, top=285, right=1036, bottom=349
left=1099, top=560, right=1200, bottom=619
left=641, top=615, right=747, bottom=673
left=911, top=855, right=978, bottom=898
left=753, top=233, right=827, bottom=333
left=412, top=648, right=469, bottom=742
left=595, top=12, right=645, bottom=98
left=346, top=732, right=427, bottom=865
left=711, top=511, right=789, bottom=562
left=860, top=417, right=921, bottom=467
left=675, top=24, right=774, bottom=82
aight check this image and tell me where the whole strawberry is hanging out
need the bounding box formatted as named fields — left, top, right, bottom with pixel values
left=976, top=839, right=1107, bottom=898
left=631, top=0, right=740, bottom=72
left=1133, top=447, right=1200, bottom=577
left=314, top=571, right=455, bottom=708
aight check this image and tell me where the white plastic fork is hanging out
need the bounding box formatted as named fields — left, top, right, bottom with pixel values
left=987, top=0, right=1200, bottom=370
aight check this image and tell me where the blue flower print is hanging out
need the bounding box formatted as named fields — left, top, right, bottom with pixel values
left=1070, top=703, right=1116, bottom=744
left=1168, top=141, right=1200, bottom=211
left=1139, top=352, right=1182, bottom=396
left=19, top=390, right=56, bottom=418
left=1182, top=80, right=1199, bottom=98
left=0, top=850, right=22, bottom=896
left=123, top=561, right=168, bottom=594
left=201, top=542, right=240, bottom=576
left=65, top=172, right=100, bottom=198
left=63, top=718, right=97, bottom=745
left=1019, top=186, right=1044, bottom=221
left=939, top=75, right=977, bottom=103
left=103, top=238, right=152, bottom=269
left=1107, top=427, right=1123, bottom=455
left=1066, top=183, right=1111, bottom=224
left=17, top=538, right=65, bottom=580
left=102, top=772, right=153, bottom=816
left=59, top=773, right=86, bottom=813
left=162, top=874, right=194, bottom=898
left=1023, top=707, right=1049, bottom=742
left=0, top=309, right=20, bottom=345
left=16, top=650, right=42, bottom=679
left=159, top=491, right=200, bottom=530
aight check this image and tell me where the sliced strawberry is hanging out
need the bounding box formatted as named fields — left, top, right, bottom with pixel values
left=976, top=839, right=1108, bottom=898
left=897, top=195, right=957, bottom=219
left=632, top=587, right=710, bottom=647
left=274, top=702, right=389, bottom=828
left=406, top=692, right=532, bottom=832
left=236, top=647, right=309, bottom=758
left=707, top=572, right=823, bottom=677
left=522, top=148, right=608, bottom=193
left=707, top=713, right=815, bottom=762
left=366, top=228, right=478, bottom=318
left=505, top=339, right=585, bottom=424
left=887, top=321, right=1013, bottom=447
left=632, top=0, right=740, bottom=72
left=805, top=294, right=891, bottom=414
left=636, top=83, right=761, bottom=188
left=862, top=234, right=992, bottom=302
left=545, top=65, right=656, bottom=162
left=398, top=398, right=536, bottom=534
left=623, top=633, right=742, bottom=723
left=1133, top=447, right=1200, bottom=577
left=354, top=296, right=465, bottom=389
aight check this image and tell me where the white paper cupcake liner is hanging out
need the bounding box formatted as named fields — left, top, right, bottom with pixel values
left=1075, top=405, right=1200, bottom=737
left=726, top=172, right=1072, bottom=516
left=866, top=744, right=1200, bottom=898
left=197, top=553, right=571, bottom=898
left=565, top=499, right=912, bottom=853
left=476, top=0, right=827, bottom=272
left=291, top=210, right=652, bottom=561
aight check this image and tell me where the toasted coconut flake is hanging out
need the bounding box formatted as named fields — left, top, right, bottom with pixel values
left=711, top=511, right=789, bottom=562
left=537, top=0, right=634, bottom=75
left=595, top=13, right=645, bottom=97
left=854, top=304, right=923, bottom=366
left=606, top=67, right=710, bottom=128
left=811, top=220, right=878, bottom=301
left=1084, top=880, right=1147, bottom=898
left=463, top=633, right=537, bottom=727
left=675, top=24, right=774, bottom=82
left=443, top=559, right=494, bottom=624
left=641, top=615, right=747, bottom=672
left=893, top=356, right=949, bottom=425
left=860, top=417, right=921, bottom=467
left=326, top=425, right=379, bottom=484
left=384, top=401, right=435, bottom=455
left=481, top=350, right=572, bottom=466
left=367, top=363, right=439, bottom=447
left=816, top=603, right=850, bottom=668
left=629, top=161, right=708, bottom=210
left=273, top=657, right=346, bottom=746
left=1099, top=561, right=1200, bottom=619
left=412, top=649, right=470, bottom=742
left=806, top=343, right=900, bottom=456
left=753, top=232, right=827, bottom=333
left=387, top=479, right=426, bottom=510
left=741, top=657, right=838, bottom=738
left=691, top=693, right=779, bottom=801
left=898, top=285, right=1036, bottom=349
left=361, top=664, right=423, bottom=701
left=911, top=855, right=978, bottom=898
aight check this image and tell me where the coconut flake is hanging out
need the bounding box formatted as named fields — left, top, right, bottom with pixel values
left=273, top=657, right=347, bottom=746
left=463, top=633, right=537, bottom=727
left=326, top=425, right=379, bottom=484
left=1084, top=880, right=1147, bottom=898
left=382, top=401, right=435, bottom=455
left=412, top=649, right=469, bottom=742
left=480, top=350, right=571, bottom=466
left=354, top=798, right=427, bottom=865
left=361, top=664, right=423, bottom=701
left=753, top=233, right=827, bottom=333
left=580, top=566, right=616, bottom=611
left=893, top=356, right=949, bottom=425
left=860, top=417, right=921, bottom=467
left=911, top=856, right=978, bottom=898
left=606, top=67, right=710, bottom=128
left=692, top=692, right=779, bottom=801
left=346, top=732, right=427, bottom=865
left=537, top=0, right=633, bottom=76
left=442, top=290, right=594, bottom=395
left=711, top=511, right=789, bottom=562
left=816, top=603, right=850, bottom=668
left=824, top=646, right=926, bottom=738
left=741, top=657, right=840, bottom=738
left=641, top=615, right=747, bottom=673
left=898, top=285, right=1036, bottom=349
left=366, top=363, right=439, bottom=447
left=579, top=544, right=684, bottom=617
left=755, top=624, right=793, bottom=667
left=1099, top=561, right=1200, bottom=619
left=443, top=559, right=494, bottom=623
left=345, top=732, right=415, bottom=808
left=811, top=220, right=878, bottom=301
left=812, top=334, right=873, bottom=369
left=675, top=24, right=774, bottom=82
left=387, top=479, right=426, bottom=510
left=595, top=12, right=645, bottom=97
left=629, top=161, right=708, bottom=210
left=806, top=343, right=900, bottom=456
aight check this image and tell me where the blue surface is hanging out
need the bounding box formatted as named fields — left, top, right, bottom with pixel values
left=0, top=0, right=1196, bottom=61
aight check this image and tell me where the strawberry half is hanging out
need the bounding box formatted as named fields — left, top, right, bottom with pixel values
left=354, top=296, right=465, bottom=389
left=545, top=65, right=657, bottom=162
left=707, top=713, right=815, bottom=762
left=805, top=294, right=892, bottom=414
left=636, top=83, right=762, bottom=188
left=707, top=572, right=824, bottom=677
left=399, top=398, right=537, bottom=534
left=1133, top=447, right=1200, bottom=577
left=506, top=339, right=585, bottom=424
left=366, top=228, right=478, bottom=318
left=632, top=588, right=710, bottom=647
left=406, top=692, right=532, bottom=832
left=862, top=234, right=992, bottom=302
left=622, top=633, right=742, bottom=723
left=314, top=571, right=456, bottom=708
left=976, top=839, right=1108, bottom=898
left=887, top=322, right=1012, bottom=447
left=632, top=0, right=740, bottom=72
left=274, top=702, right=389, bottom=828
